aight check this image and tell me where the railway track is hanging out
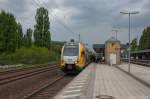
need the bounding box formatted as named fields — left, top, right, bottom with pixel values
left=0, top=64, right=57, bottom=75
left=0, top=65, right=58, bottom=85
left=23, top=76, right=74, bottom=99
left=122, top=59, right=150, bottom=66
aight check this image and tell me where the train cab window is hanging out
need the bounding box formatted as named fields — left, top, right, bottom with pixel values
left=63, top=46, right=79, bottom=56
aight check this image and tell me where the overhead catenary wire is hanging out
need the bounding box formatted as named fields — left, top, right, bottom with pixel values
left=37, top=0, right=77, bottom=35
left=32, top=0, right=80, bottom=42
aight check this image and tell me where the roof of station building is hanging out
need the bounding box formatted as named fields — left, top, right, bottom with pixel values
left=106, top=37, right=120, bottom=43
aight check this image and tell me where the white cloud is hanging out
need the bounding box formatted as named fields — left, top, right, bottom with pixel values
left=0, top=0, right=7, bottom=3
left=51, top=7, right=79, bottom=24
left=0, top=0, right=150, bottom=46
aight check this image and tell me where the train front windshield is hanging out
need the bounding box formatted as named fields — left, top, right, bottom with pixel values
left=63, top=46, right=79, bottom=56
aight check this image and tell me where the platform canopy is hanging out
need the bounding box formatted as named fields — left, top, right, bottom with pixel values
left=131, top=49, right=150, bottom=54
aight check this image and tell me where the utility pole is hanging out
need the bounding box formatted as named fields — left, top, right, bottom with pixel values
left=112, top=29, right=118, bottom=40
left=120, top=11, right=139, bottom=73
left=78, top=34, right=80, bottom=42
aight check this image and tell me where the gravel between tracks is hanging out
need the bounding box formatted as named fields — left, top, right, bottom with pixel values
left=0, top=65, right=57, bottom=80
left=0, top=65, right=61, bottom=99
left=25, top=76, right=74, bottom=99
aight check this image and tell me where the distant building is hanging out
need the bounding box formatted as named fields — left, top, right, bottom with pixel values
left=93, top=37, right=127, bottom=65
left=93, top=44, right=105, bottom=59
left=105, top=37, right=121, bottom=65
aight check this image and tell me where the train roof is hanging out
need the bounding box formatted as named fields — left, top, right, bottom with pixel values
left=131, top=49, right=150, bottom=54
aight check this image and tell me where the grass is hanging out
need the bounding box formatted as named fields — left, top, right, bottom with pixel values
left=0, top=46, right=60, bottom=65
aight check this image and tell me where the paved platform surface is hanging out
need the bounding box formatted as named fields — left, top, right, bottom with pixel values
left=54, top=63, right=95, bottom=99
left=54, top=63, right=150, bottom=99
left=93, top=64, right=150, bottom=99
left=118, top=63, right=150, bottom=85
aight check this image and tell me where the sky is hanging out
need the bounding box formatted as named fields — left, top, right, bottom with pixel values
left=0, top=0, right=150, bottom=48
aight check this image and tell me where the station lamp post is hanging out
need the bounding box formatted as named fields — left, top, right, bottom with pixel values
left=120, top=11, right=139, bottom=73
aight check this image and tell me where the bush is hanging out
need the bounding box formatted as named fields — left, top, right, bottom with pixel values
left=0, top=46, right=60, bottom=65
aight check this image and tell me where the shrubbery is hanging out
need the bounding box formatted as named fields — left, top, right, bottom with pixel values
left=0, top=10, right=61, bottom=65
left=0, top=46, right=60, bottom=65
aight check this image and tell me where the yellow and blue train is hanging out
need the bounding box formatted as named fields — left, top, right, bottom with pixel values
left=60, top=41, right=90, bottom=73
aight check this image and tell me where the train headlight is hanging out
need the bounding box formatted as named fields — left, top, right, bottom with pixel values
left=76, top=58, right=79, bottom=63
left=61, top=60, right=64, bottom=64
left=75, top=61, right=78, bottom=64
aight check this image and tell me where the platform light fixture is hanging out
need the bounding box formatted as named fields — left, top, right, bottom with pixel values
left=120, top=11, right=139, bottom=73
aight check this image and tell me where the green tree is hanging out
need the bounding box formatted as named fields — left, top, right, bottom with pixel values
left=139, top=34, right=144, bottom=50
left=26, top=28, right=32, bottom=47
left=23, top=28, right=32, bottom=47
left=139, top=27, right=150, bottom=49
left=131, top=38, right=138, bottom=51
left=34, top=7, right=51, bottom=48
left=145, top=27, right=150, bottom=49
left=16, top=23, right=23, bottom=48
left=0, top=11, right=18, bottom=53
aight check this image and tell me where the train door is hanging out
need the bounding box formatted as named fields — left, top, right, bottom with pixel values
left=110, top=53, right=116, bottom=65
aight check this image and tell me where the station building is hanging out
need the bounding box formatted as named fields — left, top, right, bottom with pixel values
left=93, top=37, right=127, bottom=65
left=105, top=37, right=121, bottom=65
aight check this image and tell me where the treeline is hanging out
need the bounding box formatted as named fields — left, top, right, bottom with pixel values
left=131, top=26, right=150, bottom=51
left=0, top=7, right=60, bottom=65
left=139, top=27, right=150, bottom=50
left=0, top=11, right=21, bottom=53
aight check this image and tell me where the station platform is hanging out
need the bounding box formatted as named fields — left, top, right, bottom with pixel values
left=54, top=63, right=150, bottom=99
left=118, top=63, right=150, bottom=85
